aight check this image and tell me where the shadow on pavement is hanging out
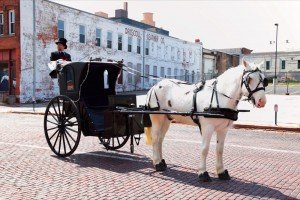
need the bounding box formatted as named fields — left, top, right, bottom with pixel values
left=53, top=151, right=294, bottom=199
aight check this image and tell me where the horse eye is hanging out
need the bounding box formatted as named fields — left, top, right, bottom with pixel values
left=263, top=78, right=268, bottom=87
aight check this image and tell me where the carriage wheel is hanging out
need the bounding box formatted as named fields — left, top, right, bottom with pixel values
left=44, top=95, right=81, bottom=157
left=98, top=135, right=129, bottom=150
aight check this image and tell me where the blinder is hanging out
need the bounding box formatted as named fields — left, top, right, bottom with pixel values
left=242, top=68, right=268, bottom=100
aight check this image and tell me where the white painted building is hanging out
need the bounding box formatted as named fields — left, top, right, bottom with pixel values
left=18, top=0, right=203, bottom=103
left=245, top=51, right=300, bottom=80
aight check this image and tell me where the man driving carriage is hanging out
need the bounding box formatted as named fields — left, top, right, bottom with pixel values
left=50, top=38, right=71, bottom=61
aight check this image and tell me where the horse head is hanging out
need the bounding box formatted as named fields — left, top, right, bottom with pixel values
left=241, top=60, right=267, bottom=108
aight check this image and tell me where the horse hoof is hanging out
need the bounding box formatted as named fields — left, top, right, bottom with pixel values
left=198, top=171, right=212, bottom=182
left=218, top=169, right=231, bottom=180
left=155, top=159, right=167, bottom=171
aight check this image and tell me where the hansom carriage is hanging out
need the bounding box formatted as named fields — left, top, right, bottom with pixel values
left=44, top=59, right=144, bottom=157
left=44, top=58, right=268, bottom=182
left=44, top=59, right=241, bottom=157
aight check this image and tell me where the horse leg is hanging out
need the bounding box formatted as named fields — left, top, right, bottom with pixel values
left=216, top=129, right=231, bottom=180
left=150, top=114, right=167, bottom=171
left=156, top=116, right=171, bottom=171
left=198, top=125, right=214, bottom=182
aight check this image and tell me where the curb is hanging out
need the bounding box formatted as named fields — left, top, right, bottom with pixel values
left=233, top=124, right=300, bottom=132
left=10, top=111, right=45, bottom=115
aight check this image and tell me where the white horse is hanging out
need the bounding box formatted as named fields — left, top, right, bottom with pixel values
left=144, top=61, right=267, bottom=182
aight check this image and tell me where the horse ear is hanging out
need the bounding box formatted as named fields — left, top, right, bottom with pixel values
left=242, top=59, right=250, bottom=68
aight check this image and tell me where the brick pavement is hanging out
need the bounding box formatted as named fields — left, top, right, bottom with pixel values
left=0, top=113, right=299, bottom=199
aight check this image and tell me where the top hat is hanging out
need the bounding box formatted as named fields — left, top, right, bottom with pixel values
left=55, top=38, right=68, bottom=49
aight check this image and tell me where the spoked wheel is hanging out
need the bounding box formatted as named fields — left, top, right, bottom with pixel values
left=44, top=95, right=81, bottom=157
left=98, top=135, right=129, bottom=150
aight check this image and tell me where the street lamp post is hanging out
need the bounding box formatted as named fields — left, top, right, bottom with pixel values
left=274, top=23, right=278, bottom=94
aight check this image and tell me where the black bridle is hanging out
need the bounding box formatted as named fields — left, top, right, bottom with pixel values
left=241, top=68, right=268, bottom=103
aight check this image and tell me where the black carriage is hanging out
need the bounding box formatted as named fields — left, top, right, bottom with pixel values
left=44, top=60, right=144, bottom=157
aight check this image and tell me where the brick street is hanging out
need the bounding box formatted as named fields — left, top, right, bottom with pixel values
left=0, top=113, right=299, bottom=200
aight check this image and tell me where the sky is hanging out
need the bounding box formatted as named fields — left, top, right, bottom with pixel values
left=51, top=0, right=300, bottom=53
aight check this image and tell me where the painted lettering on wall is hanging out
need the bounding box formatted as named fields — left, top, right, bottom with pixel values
left=125, top=28, right=141, bottom=39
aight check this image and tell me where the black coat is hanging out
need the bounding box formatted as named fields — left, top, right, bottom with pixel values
left=50, top=51, right=71, bottom=61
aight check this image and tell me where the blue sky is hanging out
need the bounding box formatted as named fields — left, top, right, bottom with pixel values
left=51, top=0, right=300, bottom=53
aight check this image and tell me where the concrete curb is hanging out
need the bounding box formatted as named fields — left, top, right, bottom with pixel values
left=233, top=123, right=300, bottom=132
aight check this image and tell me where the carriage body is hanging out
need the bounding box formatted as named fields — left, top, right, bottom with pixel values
left=44, top=61, right=144, bottom=157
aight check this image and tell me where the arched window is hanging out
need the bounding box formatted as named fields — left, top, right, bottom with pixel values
left=66, top=67, right=74, bottom=91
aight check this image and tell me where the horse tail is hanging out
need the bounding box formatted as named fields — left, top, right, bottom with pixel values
left=144, top=127, right=152, bottom=145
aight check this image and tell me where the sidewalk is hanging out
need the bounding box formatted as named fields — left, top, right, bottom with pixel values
left=1, top=94, right=299, bottom=132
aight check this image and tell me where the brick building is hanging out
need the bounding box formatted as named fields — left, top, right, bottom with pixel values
left=0, top=0, right=20, bottom=103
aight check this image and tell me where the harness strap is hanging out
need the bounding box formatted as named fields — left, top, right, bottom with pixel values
left=191, top=81, right=205, bottom=134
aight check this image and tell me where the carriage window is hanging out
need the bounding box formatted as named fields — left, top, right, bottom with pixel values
left=103, top=70, right=109, bottom=89
left=96, top=28, right=101, bottom=47
left=66, top=68, right=75, bottom=91
left=79, top=25, right=85, bottom=43
left=58, top=20, right=64, bottom=38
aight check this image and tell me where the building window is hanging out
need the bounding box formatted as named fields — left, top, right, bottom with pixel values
left=281, top=60, right=285, bottom=70
left=9, top=10, right=15, bottom=35
left=0, top=13, right=3, bottom=35
left=145, top=64, right=149, bottom=83
left=167, top=67, right=171, bottom=78
left=298, top=60, right=300, bottom=69
left=79, top=25, right=85, bottom=43
left=128, top=36, right=132, bottom=52
left=153, top=66, right=157, bottom=77
left=127, top=62, right=133, bottom=84
left=118, top=34, right=122, bottom=50
left=96, top=28, right=101, bottom=47
left=137, top=38, right=141, bottom=54
left=145, top=40, right=149, bottom=55
left=174, top=68, right=178, bottom=79
left=266, top=61, right=270, bottom=70
left=160, top=67, right=165, bottom=78
left=107, top=32, right=112, bottom=49
left=58, top=20, right=64, bottom=38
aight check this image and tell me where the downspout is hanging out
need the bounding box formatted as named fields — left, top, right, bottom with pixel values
left=142, top=29, right=145, bottom=89
left=32, top=0, right=36, bottom=110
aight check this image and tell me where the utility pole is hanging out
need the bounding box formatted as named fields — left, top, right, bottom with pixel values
left=274, top=23, right=278, bottom=94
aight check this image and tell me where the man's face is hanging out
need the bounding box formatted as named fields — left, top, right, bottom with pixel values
left=57, top=43, right=65, bottom=51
